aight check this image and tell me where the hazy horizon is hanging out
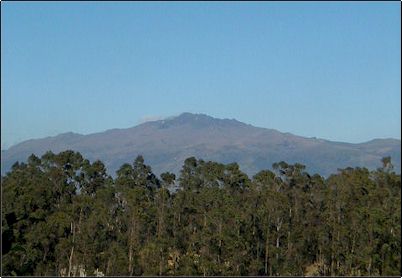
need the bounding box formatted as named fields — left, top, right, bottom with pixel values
left=1, top=111, right=401, bottom=151
left=2, top=2, right=401, bottom=148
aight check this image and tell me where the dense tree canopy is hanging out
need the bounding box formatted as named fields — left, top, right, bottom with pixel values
left=2, top=151, right=401, bottom=276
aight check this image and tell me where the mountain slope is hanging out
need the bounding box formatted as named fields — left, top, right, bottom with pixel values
left=1, top=113, right=400, bottom=177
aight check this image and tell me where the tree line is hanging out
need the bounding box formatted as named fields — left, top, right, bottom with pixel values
left=1, top=151, right=400, bottom=276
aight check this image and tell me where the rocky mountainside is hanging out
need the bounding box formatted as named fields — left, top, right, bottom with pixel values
left=1, top=113, right=400, bottom=177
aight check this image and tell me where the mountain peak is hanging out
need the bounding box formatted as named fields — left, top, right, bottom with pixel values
left=2, top=113, right=400, bottom=177
left=157, top=112, right=247, bottom=129
left=175, top=112, right=211, bottom=120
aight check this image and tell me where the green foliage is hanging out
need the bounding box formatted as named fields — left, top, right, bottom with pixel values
left=2, top=152, right=400, bottom=276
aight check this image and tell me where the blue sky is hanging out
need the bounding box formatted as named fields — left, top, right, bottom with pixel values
left=1, top=2, right=400, bottom=149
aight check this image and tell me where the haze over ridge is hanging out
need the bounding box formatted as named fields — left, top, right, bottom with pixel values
left=1, top=113, right=400, bottom=177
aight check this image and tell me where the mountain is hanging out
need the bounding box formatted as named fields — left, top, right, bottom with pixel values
left=1, top=112, right=400, bottom=177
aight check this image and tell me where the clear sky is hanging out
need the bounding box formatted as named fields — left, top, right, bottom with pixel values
left=1, top=2, right=401, bottom=149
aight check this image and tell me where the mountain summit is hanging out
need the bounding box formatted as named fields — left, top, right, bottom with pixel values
left=141, top=113, right=248, bottom=129
left=1, top=113, right=400, bottom=176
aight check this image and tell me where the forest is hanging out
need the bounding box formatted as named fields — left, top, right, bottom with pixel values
left=1, top=150, right=401, bottom=276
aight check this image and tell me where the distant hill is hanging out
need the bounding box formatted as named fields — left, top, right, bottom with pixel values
left=1, top=112, right=400, bottom=177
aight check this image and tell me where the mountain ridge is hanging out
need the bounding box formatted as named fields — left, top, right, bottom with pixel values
left=1, top=113, right=400, bottom=177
